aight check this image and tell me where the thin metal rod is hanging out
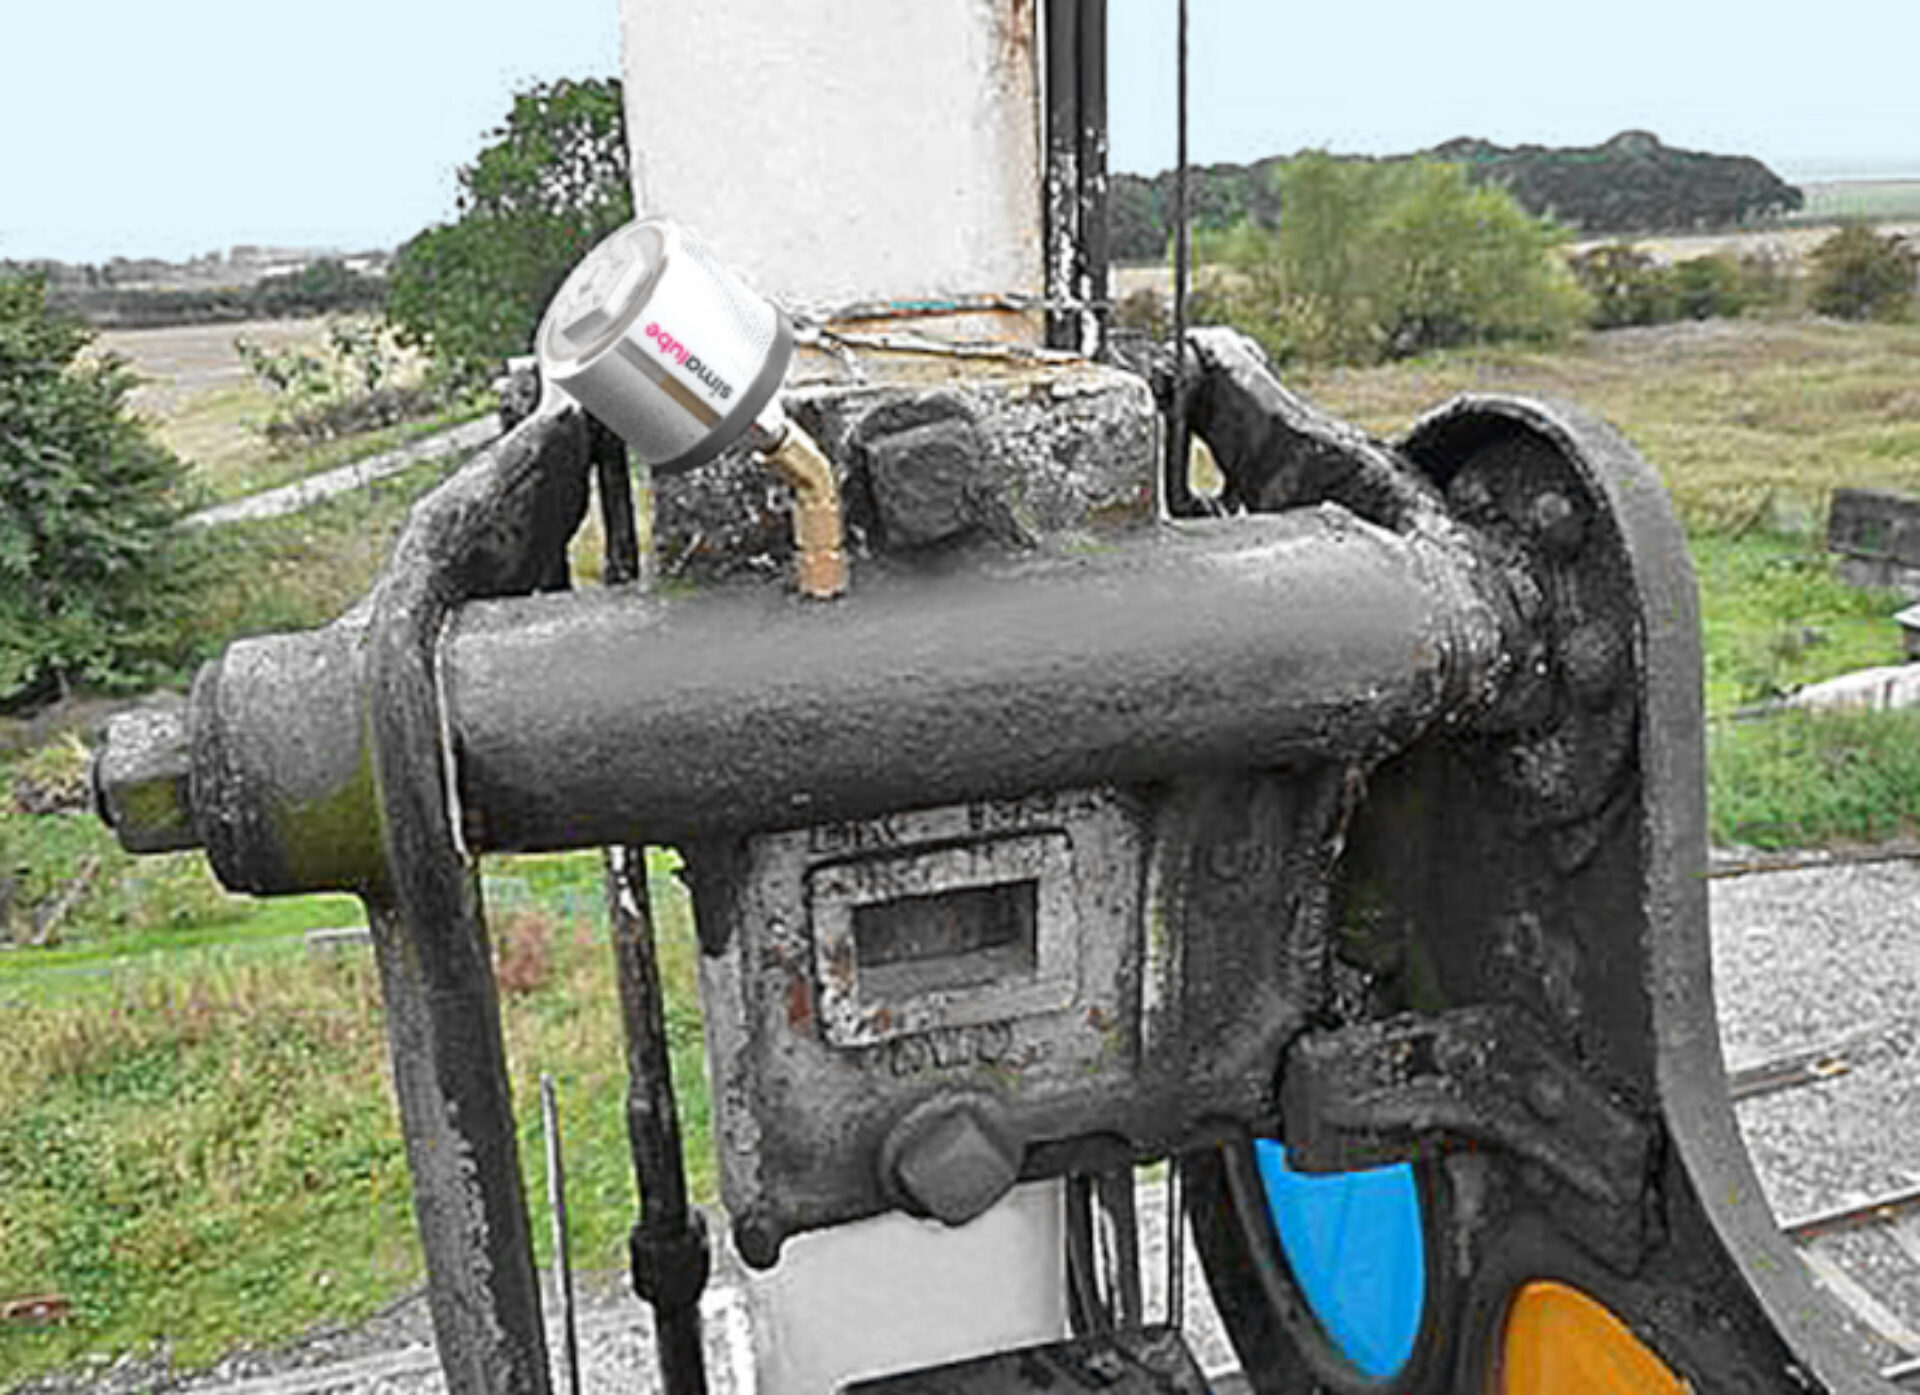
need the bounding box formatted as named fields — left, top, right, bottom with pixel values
left=1166, top=0, right=1194, bottom=514
left=1044, top=0, right=1084, bottom=351
left=1097, top=1166, right=1142, bottom=1329
left=541, top=1075, right=582, bottom=1395
left=596, top=427, right=707, bottom=1395
left=607, top=847, right=710, bottom=1395
left=1065, top=1174, right=1104, bottom=1335
left=1173, top=0, right=1190, bottom=341
left=592, top=420, right=641, bottom=586
left=1883, top=1350, right=1920, bottom=1385
left=1709, top=841, right=1920, bottom=880
left=1078, top=0, right=1110, bottom=358
left=1782, top=1181, right=1920, bottom=1242
left=1166, top=1156, right=1186, bottom=1330
left=1727, top=1025, right=1881, bottom=1102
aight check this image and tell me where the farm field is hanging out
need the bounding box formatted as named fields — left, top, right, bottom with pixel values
left=94, top=319, right=328, bottom=491
left=95, top=319, right=327, bottom=421
left=93, top=318, right=473, bottom=505
left=1598, top=216, right=1920, bottom=269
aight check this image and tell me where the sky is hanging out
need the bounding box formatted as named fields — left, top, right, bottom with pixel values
left=4, top=0, right=1918, bottom=264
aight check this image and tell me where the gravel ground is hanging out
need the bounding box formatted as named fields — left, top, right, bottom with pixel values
left=1713, top=860, right=1920, bottom=1069
left=17, top=859, right=1920, bottom=1393
left=1714, top=859, right=1920, bottom=1369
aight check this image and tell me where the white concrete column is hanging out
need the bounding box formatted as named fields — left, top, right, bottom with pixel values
left=614, top=8, right=1069, bottom=1389
left=617, top=0, right=1044, bottom=320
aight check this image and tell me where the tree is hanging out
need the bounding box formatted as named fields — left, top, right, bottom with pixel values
left=386, top=78, right=633, bottom=385
left=252, top=259, right=386, bottom=318
left=0, top=275, right=196, bottom=706
left=1371, top=160, right=1590, bottom=356
left=1200, top=155, right=1590, bottom=365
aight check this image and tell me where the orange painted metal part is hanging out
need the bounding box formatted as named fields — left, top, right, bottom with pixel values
left=1498, top=1281, right=1688, bottom=1394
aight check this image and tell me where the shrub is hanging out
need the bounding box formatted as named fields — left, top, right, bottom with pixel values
left=1569, top=243, right=1679, bottom=328
left=1571, top=245, right=1781, bottom=329
left=235, top=319, right=450, bottom=446
left=44, top=262, right=385, bottom=331
left=1808, top=226, right=1916, bottom=322
left=1671, top=254, right=1750, bottom=321
left=0, top=275, right=200, bottom=707
left=1711, top=708, right=1920, bottom=849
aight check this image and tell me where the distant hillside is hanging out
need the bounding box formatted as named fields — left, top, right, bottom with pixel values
left=1110, top=131, right=1805, bottom=261
left=2, top=246, right=391, bottom=293
left=2, top=249, right=390, bottom=328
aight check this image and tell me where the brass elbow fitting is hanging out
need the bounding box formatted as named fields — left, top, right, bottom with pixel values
left=758, top=423, right=848, bottom=599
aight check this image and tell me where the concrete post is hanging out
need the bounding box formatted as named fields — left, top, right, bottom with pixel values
left=618, top=0, right=1045, bottom=331
left=614, top=3, right=1074, bottom=1388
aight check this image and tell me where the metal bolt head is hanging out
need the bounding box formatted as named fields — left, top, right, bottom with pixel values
left=866, top=418, right=982, bottom=549
left=1562, top=619, right=1626, bottom=710
left=1528, top=491, right=1587, bottom=557
left=93, top=702, right=199, bottom=853
left=1448, top=469, right=1495, bottom=518
left=1526, top=1071, right=1570, bottom=1121
left=887, top=1102, right=1021, bottom=1226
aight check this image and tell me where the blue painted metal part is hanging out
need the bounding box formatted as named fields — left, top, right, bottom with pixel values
left=1254, top=1141, right=1425, bottom=1381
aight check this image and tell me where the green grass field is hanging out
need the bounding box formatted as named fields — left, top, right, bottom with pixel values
left=0, top=848, right=709, bottom=1383
left=6, top=314, right=1920, bottom=1387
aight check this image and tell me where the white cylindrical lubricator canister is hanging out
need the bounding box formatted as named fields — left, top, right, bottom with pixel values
left=537, top=217, right=794, bottom=472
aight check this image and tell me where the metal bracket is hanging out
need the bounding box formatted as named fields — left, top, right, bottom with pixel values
left=1281, top=1004, right=1657, bottom=1271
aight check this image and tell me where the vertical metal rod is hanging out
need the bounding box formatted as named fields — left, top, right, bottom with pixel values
left=1065, top=1167, right=1143, bottom=1335
left=541, top=1075, right=582, bottom=1395
left=591, top=421, right=640, bottom=588
left=1174, top=0, right=1190, bottom=332
left=598, top=418, right=708, bottom=1395
left=1166, top=0, right=1194, bottom=514
left=607, top=848, right=710, bottom=1395
left=1078, top=0, right=1111, bottom=359
left=1044, top=0, right=1084, bottom=351
left=1095, top=1166, right=1142, bottom=1329
left=1166, top=1156, right=1186, bottom=1330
